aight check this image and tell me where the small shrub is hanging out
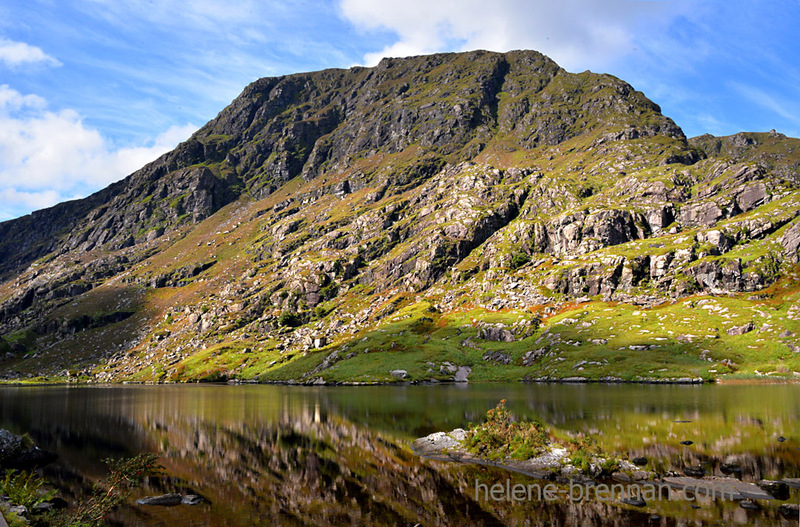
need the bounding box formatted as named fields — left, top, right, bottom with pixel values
left=278, top=311, right=302, bottom=327
left=600, top=457, right=620, bottom=475
left=319, top=283, right=338, bottom=301
left=510, top=252, right=530, bottom=270
left=0, top=470, right=56, bottom=509
left=464, top=400, right=550, bottom=461
left=568, top=434, right=601, bottom=472
left=571, top=450, right=592, bottom=473
left=48, top=453, right=163, bottom=527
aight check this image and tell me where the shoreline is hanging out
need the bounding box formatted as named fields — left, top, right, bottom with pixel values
left=3, top=375, right=800, bottom=387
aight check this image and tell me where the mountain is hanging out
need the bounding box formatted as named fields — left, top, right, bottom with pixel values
left=1, top=49, right=799, bottom=384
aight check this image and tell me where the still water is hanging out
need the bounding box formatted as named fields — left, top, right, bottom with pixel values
left=1, top=382, right=799, bottom=526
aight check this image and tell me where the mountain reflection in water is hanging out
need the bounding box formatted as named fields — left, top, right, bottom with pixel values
left=0, top=383, right=798, bottom=526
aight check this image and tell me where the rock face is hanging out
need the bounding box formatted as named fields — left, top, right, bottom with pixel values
left=0, top=49, right=799, bottom=382
left=0, top=429, right=57, bottom=469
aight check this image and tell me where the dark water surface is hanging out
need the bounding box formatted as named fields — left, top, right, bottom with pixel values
left=1, top=383, right=799, bottom=525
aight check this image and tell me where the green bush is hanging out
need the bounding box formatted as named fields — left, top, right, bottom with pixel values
left=0, top=470, right=56, bottom=510
left=278, top=311, right=302, bottom=327
left=568, top=434, right=601, bottom=472
left=464, top=400, right=550, bottom=461
left=510, top=252, right=531, bottom=270
left=319, top=283, right=338, bottom=301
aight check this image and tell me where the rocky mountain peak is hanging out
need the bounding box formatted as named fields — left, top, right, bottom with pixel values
left=1, top=50, right=799, bottom=384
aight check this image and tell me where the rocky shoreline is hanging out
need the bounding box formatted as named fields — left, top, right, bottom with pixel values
left=412, top=428, right=800, bottom=517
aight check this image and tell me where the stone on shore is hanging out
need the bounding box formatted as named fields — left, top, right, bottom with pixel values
left=136, top=493, right=183, bottom=506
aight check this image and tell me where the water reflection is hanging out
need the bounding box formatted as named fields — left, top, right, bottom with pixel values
left=0, top=383, right=798, bottom=525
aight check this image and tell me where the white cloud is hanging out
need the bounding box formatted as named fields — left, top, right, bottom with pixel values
left=0, top=85, right=197, bottom=220
left=730, top=81, right=800, bottom=126
left=0, top=38, right=61, bottom=69
left=0, top=188, right=65, bottom=222
left=339, top=0, right=677, bottom=70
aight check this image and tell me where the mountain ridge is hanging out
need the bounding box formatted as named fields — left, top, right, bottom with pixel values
left=1, top=49, right=799, bottom=384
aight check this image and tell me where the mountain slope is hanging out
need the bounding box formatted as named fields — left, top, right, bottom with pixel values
left=1, top=50, right=799, bottom=384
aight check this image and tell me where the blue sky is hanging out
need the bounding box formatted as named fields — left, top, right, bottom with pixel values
left=1, top=0, right=798, bottom=221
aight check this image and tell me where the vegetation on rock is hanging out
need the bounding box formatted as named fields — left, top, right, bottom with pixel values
left=464, top=399, right=550, bottom=460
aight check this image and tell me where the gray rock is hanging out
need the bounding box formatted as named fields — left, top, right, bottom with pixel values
left=522, top=348, right=546, bottom=366
left=0, top=429, right=57, bottom=469
left=757, top=479, right=790, bottom=500
left=182, top=494, right=206, bottom=505
left=620, top=497, right=646, bottom=507
left=678, top=201, right=724, bottom=227
left=779, top=504, right=800, bottom=520
left=482, top=351, right=511, bottom=364
left=454, top=366, right=471, bottom=383
left=720, top=462, right=742, bottom=475
left=780, top=221, right=800, bottom=262
left=739, top=499, right=760, bottom=510
left=389, top=369, right=408, bottom=380
left=136, top=493, right=183, bottom=506
left=478, top=326, right=514, bottom=342
left=726, top=322, right=754, bottom=336
left=781, top=478, right=800, bottom=489
left=412, top=429, right=467, bottom=456
left=735, top=182, right=767, bottom=212
left=664, top=476, right=775, bottom=500
left=683, top=465, right=705, bottom=477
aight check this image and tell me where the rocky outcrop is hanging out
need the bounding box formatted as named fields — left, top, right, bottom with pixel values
left=537, top=209, right=646, bottom=256
left=686, top=259, right=764, bottom=293
left=781, top=220, right=800, bottom=261
left=0, top=429, right=57, bottom=469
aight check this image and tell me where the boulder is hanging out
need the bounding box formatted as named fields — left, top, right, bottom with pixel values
left=478, top=326, right=514, bottom=342
left=757, top=479, right=790, bottom=500
left=779, top=504, right=800, bottom=520
left=182, top=494, right=206, bottom=505
left=389, top=369, right=408, bottom=380
left=739, top=499, right=760, bottom=510
left=136, top=493, right=183, bottom=506
left=683, top=465, right=705, bottom=477
left=781, top=478, right=800, bottom=489
left=412, top=429, right=467, bottom=456
left=726, top=322, right=754, bottom=336
left=620, top=497, right=646, bottom=507
left=0, top=429, right=57, bottom=470
left=734, top=182, right=767, bottom=212
left=678, top=202, right=724, bottom=227
left=482, top=351, right=512, bottom=364
left=454, top=366, right=471, bottom=383
left=781, top=220, right=800, bottom=262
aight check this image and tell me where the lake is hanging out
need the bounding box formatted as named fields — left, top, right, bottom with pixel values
left=1, top=382, right=799, bottom=525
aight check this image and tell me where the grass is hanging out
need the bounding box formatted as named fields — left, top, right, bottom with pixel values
left=0, top=470, right=56, bottom=510
left=130, top=280, right=800, bottom=385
